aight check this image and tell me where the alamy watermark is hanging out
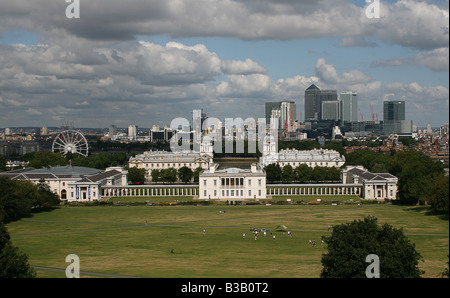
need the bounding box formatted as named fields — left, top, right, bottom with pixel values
left=65, top=0, right=80, bottom=19
left=365, top=254, right=380, bottom=278
left=365, top=0, right=380, bottom=19
left=169, top=116, right=279, bottom=155
left=65, top=254, right=80, bottom=278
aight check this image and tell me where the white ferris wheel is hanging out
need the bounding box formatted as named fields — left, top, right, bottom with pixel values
left=52, top=130, right=89, bottom=157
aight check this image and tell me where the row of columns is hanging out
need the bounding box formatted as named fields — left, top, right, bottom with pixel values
left=102, top=186, right=198, bottom=197
left=101, top=184, right=361, bottom=198
left=267, top=185, right=361, bottom=196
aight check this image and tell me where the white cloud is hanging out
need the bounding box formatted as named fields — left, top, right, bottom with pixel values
left=1, top=0, right=447, bottom=50
left=315, top=58, right=371, bottom=85
left=372, top=47, right=449, bottom=71
left=220, top=58, right=267, bottom=75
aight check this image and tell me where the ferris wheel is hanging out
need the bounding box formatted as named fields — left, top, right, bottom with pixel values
left=52, top=130, right=89, bottom=157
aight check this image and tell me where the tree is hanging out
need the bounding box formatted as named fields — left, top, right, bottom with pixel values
left=193, top=167, right=203, bottom=183
left=23, top=151, right=67, bottom=169
left=321, top=216, right=423, bottom=278
left=389, top=150, right=444, bottom=205
left=265, top=164, right=282, bottom=182
left=127, top=167, right=146, bottom=184
left=151, top=169, right=161, bottom=183
left=161, top=168, right=177, bottom=183
left=178, top=166, right=193, bottom=183
left=0, top=177, right=33, bottom=223
left=281, top=165, right=295, bottom=182
left=312, top=166, right=327, bottom=182
left=0, top=155, right=6, bottom=171
left=294, top=164, right=312, bottom=182
left=429, top=176, right=449, bottom=213
left=0, top=223, right=35, bottom=278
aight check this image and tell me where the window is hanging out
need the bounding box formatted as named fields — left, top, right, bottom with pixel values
left=222, top=190, right=225, bottom=196
left=231, top=190, right=234, bottom=196
left=214, top=190, right=217, bottom=196
left=240, top=190, right=243, bottom=196
left=248, top=190, right=251, bottom=196
left=203, top=179, right=207, bottom=186
left=204, top=190, right=207, bottom=197
left=248, top=179, right=252, bottom=186
left=214, top=179, right=217, bottom=186
left=258, top=190, right=261, bottom=196
left=258, top=179, right=262, bottom=186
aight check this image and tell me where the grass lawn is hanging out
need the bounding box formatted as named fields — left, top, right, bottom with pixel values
left=6, top=203, right=449, bottom=278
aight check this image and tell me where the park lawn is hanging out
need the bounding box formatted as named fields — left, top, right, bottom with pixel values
left=6, top=204, right=449, bottom=278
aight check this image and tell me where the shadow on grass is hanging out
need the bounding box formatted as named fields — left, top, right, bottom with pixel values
left=403, top=205, right=449, bottom=220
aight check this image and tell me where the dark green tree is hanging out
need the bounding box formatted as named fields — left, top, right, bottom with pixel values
left=161, top=168, right=177, bottom=183
left=321, top=216, right=423, bottom=278
left=312, top=166, right=328, bottom=182
left=281, top=165, right=295, bottom=182
left=0, top=223, right=35, bottom=278
left=265, top=164, right=282, bottom=182
left=178, top=166, right=193, bottom=183
left=389, top=150, right=444, bottom=205
left=23, top=151, right=67, bottom=169
left=294, top=164, right=312, bottom=182
left=193, top=167, right=203, bottom=183
left=429, top=175, right=449, bottom=213
left=151, top=169, right=161, bottom=183
left=127, top=167, right=146, bottom=184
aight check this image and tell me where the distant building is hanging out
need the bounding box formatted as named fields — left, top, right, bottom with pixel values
left=340, top=91, right=358, bottom=123
left=259, top=137, right=345, bottom=168
left=128, top=140, right=213, bottom=181
left=341, top=166, right=398, bottom=200
left=0, top=166, right=128, bottom=202
left=199, top=163, right=266, bottom=200
left=305, top=84, right=321, bottom=121
left=383, top=101, right=412, bottom=135
left=109, top=125, right=117, bottom=139
left=128, top=125, right=138, bottom=140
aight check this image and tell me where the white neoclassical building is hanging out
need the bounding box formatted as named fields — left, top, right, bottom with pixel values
left=199, top=163, right=266, bottom=200
left=341, top=166, right=398, bottom=200
left=0, top=165, right=128, bottom=202
left=128, top=141, right=214, bottom=181
left=260, top=137, right=345, bottom=169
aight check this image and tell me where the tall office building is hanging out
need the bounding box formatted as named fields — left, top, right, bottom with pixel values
left=265, top=102, right=281, bottom=124
left=128, top=125, right=137, bottom=140
left=109, top=125, right=117, bottom=139
left=304, top=84, right=321, bottom=121
left=383, top=101, right=405, bottom=122
left=320, top=90, right=337, bottom=102
left=383, top=101, right=411, bottom=134
left=340, top=91, right=358, bottom=123
left=321, top=101, right=340, bottom=121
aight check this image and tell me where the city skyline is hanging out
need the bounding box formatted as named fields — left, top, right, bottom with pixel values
left=0, top=0, right=448, bottom=128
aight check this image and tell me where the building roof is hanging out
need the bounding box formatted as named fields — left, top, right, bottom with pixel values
left=129, top=150, right=211, bottom=163
left=0, top=165, right=104, bottom=180
left=347, top=167, right=397, bottom=182
left=306, top=84, right=320, bottom=91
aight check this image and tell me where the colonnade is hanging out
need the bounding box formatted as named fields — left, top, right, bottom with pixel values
left=266, top=184, right=361, bottom=196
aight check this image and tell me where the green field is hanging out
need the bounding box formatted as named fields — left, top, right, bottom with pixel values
left=6, top=202, right=449, bottom=278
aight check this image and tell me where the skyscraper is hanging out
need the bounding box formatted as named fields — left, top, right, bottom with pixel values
left=128, top=125, right=137, bottom=140
left=340, top=91, right=358, bottom=123
left=304, top=84, right=321, bottom=121
left=383, top=101, right=411, bottom=134
left=383, top=101, right=405, bottom=122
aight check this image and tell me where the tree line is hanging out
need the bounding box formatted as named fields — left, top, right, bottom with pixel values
left=265, top=164, right=341, bottom=183
left=0, top=177, right=61, bottom=277
left=127, top=166, right=204, bottom=184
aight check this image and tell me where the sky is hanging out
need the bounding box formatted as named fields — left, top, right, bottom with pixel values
left=0, top=0, right=448, bottom=129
